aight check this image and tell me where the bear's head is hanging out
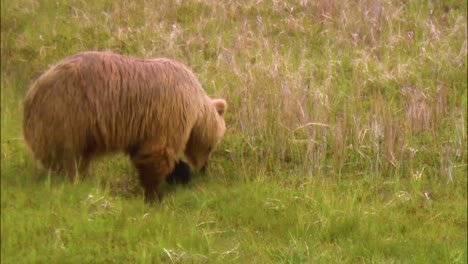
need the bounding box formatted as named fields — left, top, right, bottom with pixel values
left=184, top=98, right=227, bottom=172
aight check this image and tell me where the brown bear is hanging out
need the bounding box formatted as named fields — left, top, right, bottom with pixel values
left=23, top=51, right=227, bottom=201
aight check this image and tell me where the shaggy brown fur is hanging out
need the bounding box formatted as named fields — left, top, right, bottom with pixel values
left=23, top=51, right=227, bottom=201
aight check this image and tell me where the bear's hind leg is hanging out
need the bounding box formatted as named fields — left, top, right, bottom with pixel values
left=130, top=143, right=177, bottom=202
left=76, top=157, right=91, bottom=178
left=46, top=144, right=81, bottom=181
left=57, top=156, right=90, bottom=182
left=59, top=156, right=79, bottom=182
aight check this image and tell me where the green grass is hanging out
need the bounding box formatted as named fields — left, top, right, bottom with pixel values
left=1, top=0, right=467, bottom=263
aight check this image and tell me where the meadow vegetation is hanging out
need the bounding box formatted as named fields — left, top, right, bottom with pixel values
left=1, top=0, right=466, bottom=263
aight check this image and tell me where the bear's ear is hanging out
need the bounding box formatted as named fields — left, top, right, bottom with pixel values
left=212, top=99, right=227, bottom=116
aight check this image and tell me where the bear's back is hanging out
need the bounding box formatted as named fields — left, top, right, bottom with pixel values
left=24, top=51, right=209, bottom=153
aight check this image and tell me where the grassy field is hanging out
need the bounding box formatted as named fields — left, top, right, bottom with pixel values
left=1, top=0, right=467, bottom=263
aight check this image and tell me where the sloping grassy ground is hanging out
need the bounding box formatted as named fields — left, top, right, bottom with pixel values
left=1, top=0, right=466, bottom=263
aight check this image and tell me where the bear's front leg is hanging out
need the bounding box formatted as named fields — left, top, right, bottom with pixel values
left=130, top=143, right=177, bottom=202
